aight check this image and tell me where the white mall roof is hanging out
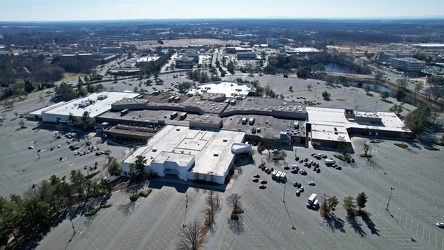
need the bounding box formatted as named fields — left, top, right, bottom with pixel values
left=188, top=81, right=254, bottom=98
left=307, top=107, right=408, bottom=133
left=30, top=92, right=139, bottom=119
left=124, top=125, right=245, bottom=177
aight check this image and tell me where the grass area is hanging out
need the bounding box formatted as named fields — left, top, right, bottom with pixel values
left=85, top=203, right=112, bottom=216
left=424, top=146, right=440, bottom=151
left=394, top=143, right=408, bottom=148
left=258, top=162, right=266, bottom=169
left=129, top=188, right=153, bottom=202
left=333, top=154, right=347, bottom=161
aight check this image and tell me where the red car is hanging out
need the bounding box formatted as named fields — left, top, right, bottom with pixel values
left=259, top=184, right=267, bottom=189
left=284, top=165, right=290, bottom=170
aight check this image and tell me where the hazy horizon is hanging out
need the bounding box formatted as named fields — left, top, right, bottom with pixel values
left=1, top=0, right=444, bottom=22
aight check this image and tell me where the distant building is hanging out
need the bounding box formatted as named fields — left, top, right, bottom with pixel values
left=237, top=51, right=257, bottom=60
left=100, top=47, right=123, bottom=53
left=175, top=56, right=195, bottom=69
left=267, top=37, right=279, bottom=48
left=59, top=53, right=93, bottom=63
left=391, top=57, right=426, bottom=72
left=136, top=56, right=160, bottom=67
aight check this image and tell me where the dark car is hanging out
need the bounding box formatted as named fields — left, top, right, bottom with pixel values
left=259, top=184, right=267, bottom=189
left=293, top=181, right=298, bottom=187
left=296, top=190, right=301, bottom=196
left=335, top=166, right=342, bottom=170
left=316, top=168, right=321, bottom=173
left=260, top=180, right=267, bottom=184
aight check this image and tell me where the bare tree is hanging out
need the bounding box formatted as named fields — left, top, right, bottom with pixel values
left=396, top=78, right=408, bottom=89
left=177, top=220, right=204, bottom=250
left=39, top=93, right=45, bottom=103
left=227, top=193, right=242, bottom=211
left=361, top=142, right=371, bottom=157
left=307, top=83, right=313, bottom=92
left=414, top=84, right=422, bottom=97
left=19, top=119, right=25, bottom=128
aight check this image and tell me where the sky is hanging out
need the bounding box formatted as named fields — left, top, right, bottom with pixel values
left=1, top=0, right=444, bottom=22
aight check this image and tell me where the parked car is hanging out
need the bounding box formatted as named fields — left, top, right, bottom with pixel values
left=296, top=190, right=301, bottom=196
left=28, top=145, right=34, bottom=149
left=253, top=178, right=259, bottom=182
left=260, top=180, right=267, bottom=184
left=299, top=159, right=304, bottom=163
left=316, top=168, right=321, bottom=173
left=308, top=181, right=316, bottom=186
left=436, top=222, right=444, bottom=228
left=299, top=169, right=307, bottom=175
left=259, top=184, right=267, bottom=189
left=299, top=186, right=304, bottom=192
left=253, top=174, right=260, bottom=178
left=293, top=182, right=299, bottom=187
left=284, top=165, right=290, bottom=170
left=335, top=166, right=342, bottom=170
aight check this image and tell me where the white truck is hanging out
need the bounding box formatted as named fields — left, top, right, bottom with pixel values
left=306, top=193, right=317, bottom=207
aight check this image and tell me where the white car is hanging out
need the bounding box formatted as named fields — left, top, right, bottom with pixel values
left=308, top=181, right=316, bottom=186
left=28, top=145, right=34, bottom=149
left=437, top=222, right=444, bottom=228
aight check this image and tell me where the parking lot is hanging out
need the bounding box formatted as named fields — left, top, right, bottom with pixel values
left=1, top=72, right=442, bottom=249
left=204, top=137, right=444, bottom=249
left=0, top=116, right=131, bottom=197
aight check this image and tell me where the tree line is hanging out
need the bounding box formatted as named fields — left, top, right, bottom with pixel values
left=0, top=172, right=112, bottom=248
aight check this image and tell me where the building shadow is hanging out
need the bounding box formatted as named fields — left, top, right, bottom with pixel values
left=346, top=215, right=366, bottom=238
left=324, top=215, right=346, bottom=233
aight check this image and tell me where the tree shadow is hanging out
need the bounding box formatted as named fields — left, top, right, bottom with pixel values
left=346, top=215, right=366, bottom=238
left=366, top=158, right=383, bottom=170
left=24, top=194, right=111, bottom=250
left=227, top=217, right=244, bottom=235
left=361, top=214, right=380, bottom=236
left=324, top=215, right=346, bottom=233
left=117, top=201, right=136, bottom=216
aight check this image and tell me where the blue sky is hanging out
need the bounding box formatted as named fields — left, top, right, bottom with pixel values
left=1, top=0, right=444, bottom=21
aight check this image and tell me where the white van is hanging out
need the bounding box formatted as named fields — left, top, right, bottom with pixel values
left=272, top=170, right=278, bottom=178
left=280, top=173, right=286, bottom=180
left=325, top=158, right=335, bottom=166
left=306, top=193, right=317, bottom=207
left=276, top=171, right=282, bottom=179
left=312, top=199, right=319, bottom=208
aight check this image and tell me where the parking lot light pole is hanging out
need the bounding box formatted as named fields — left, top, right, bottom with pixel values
left=183, top=191, right=188, bottom=228
left=283, top=182, right=286, bottom=203
left=386, top=187, right=395, bottom=211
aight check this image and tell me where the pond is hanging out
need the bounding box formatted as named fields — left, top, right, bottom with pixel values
left=323, top=63, right=356, bottom=74
left=362, top=83, right=393, bottom=94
